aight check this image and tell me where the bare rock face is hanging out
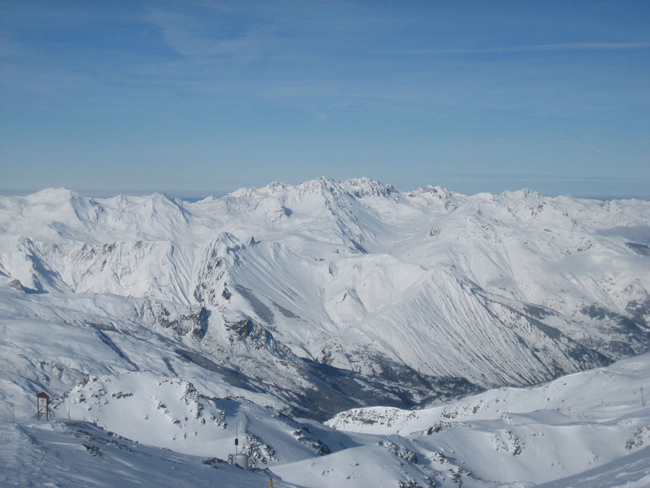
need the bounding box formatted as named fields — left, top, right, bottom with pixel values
left=7, top=279, right=25, bottom=292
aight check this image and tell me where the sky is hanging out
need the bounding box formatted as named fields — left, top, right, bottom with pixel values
left=0, top=0, right=649, bottom=198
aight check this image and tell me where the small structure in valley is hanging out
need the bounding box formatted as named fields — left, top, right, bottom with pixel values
left=36, top=392, right=50, bottom=420
left=229, top=453, right=249, bottom=470
left=227, top=435, right=249, bottom=470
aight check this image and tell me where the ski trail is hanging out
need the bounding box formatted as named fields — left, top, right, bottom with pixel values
left=0, top=421, right=30, bottom=486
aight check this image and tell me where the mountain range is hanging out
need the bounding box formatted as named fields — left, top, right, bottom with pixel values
left=1, top=178, right=649, bottom=486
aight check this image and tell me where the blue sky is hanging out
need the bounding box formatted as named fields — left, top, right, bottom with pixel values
left=1, top=1, right=648, bottom=198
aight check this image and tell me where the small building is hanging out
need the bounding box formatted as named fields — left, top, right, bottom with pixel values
left=228, top=453, right=249, bottom=470
left=228, top=436, right=249, bottom=470
left=36, top=392, right=50, bottom=420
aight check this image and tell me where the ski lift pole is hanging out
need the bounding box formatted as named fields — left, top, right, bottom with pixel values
left=642, top=387, right=645, bottom=407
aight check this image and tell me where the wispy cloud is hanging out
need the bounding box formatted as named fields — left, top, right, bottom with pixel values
left=384, top=42, right=650, bottom=55
left=146, top=9, right=275, bottom=64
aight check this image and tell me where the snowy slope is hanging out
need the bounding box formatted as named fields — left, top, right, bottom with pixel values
left=327, top=352, right=650, bottom=487
left=2, top=351, right=649, bottom=487
left=1, top=179, right=649, bottom=419
left=0, top=420, right=300, bottom=488
left=0, top=173, right=649, bottom=486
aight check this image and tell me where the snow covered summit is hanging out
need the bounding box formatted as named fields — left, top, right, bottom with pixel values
left=1, top=178, right=649, bottom=419
left=1, top=178, right=650, bottom=486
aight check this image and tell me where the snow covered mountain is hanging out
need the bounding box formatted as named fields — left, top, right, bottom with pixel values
left=1, top=177, right=650, bottom=486
left=1, top=178, right=649, bottom=419
left=3, top=348, right=650, bottom=487
left=326, top=351, right=650, bottom=488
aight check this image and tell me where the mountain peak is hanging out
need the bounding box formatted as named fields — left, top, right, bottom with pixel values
left=340, top=178, right=395, bottom=198
left=28, top=187, right=80, bottom=203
